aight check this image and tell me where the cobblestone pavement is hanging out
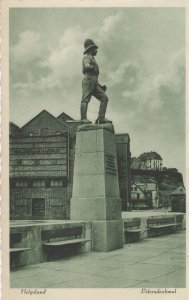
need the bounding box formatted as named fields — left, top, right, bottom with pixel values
left=10, top=230, right=186, bottom=288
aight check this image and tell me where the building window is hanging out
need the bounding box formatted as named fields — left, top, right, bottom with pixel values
left=15, top=180, right=28, bottom=187
left=49, top=198, right=63, bottom=205
left=15, top=199, right=28, bottom=206
left=33, top=180, right=45, bottom=187
left=50, top=179, right=63, bottom=187
left=131, top=186, right=137, bottom=192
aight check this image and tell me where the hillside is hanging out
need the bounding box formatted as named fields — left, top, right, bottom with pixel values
left=131, top=169, right=184, bottom=191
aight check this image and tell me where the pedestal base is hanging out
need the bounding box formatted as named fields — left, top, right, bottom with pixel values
left=71, top=125, right=123, bottom=252
left=71, top=197, right=121, bottom=221
left=92, top=220, right=123, bottom=252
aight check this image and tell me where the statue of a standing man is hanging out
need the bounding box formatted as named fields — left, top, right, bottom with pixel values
left=80, top=39, right=112, bottom=124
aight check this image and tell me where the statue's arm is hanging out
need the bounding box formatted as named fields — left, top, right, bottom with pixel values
left=98, top=83, right=107, bottom=92
left=83, top=57, right=96, bottom=72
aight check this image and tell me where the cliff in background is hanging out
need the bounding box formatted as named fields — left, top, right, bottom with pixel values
left=131, top=169, right=184, bottom=191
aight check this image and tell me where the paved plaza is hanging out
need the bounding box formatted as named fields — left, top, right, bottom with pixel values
left=10, top=230, right=186, bottom=288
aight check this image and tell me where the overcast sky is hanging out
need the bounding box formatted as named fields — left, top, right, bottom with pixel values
left=9, top=7, right=185, bottom=179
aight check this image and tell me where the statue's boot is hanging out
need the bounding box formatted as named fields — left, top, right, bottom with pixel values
left=95, top=97, right=112, bottom=124
left=95, top=117, right=112, bottom=124
left=80, top=102, right=91, bottom=123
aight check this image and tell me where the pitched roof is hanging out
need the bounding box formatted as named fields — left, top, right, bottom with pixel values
left=57, top=112, right=74, bottom=122
left=171, top=186, right=185, bottom=195
left=9, top=122, right=20, bottom=134
left=9, top=122, right=20, bottom=129
left=136, top=183, right=146, bottom=192
left=21, top=110, right=50, bottom=129
left=131, top=183, right=145, bottom=193
left=20, top=110, right=68, bottom=134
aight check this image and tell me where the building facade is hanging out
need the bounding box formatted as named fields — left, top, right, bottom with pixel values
left=10, top=110, right=131, bottom=219
left=130, top=183, right=152, bottom=210
left=10, top=110, right=70, bottom=219
left=170, top=186, right=186, bottom=213
left=145, top=182, right=159, bottom=208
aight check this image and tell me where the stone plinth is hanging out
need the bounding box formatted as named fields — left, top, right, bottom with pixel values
left=70, top=123, right=123, bottom=251
left=92, top=220, right=124, bottom=251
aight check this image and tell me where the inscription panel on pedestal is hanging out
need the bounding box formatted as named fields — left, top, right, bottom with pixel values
left=105, top=154, right=117, bottom=176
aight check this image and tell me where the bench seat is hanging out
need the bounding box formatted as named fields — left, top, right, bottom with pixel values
left=10, top=247, right=31, bottom=253
left=10, top=247, right=31, bottom=268
left=147, top=217, right=179, bottom=237
left=124, top=219, right=146, bottom=243
left=124, top=228, right=145, bottom=233
left=149, top=223, right=176, bottom=229
left=43, top=238, right=90, bottom=247
left=41, top=226, right=90, bottom=259
left=10, top=232, right=31, bottom=267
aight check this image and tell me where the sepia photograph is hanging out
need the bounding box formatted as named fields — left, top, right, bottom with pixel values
left=1, top=0, right=188, bottom=299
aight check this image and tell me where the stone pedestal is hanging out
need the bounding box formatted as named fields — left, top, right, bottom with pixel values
left=92, top=220, right=123, bottom=251
left=70, top=123, right=123, bottom=251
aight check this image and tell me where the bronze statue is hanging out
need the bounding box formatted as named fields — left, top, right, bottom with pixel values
left=80, top=39, right=112, bottom=124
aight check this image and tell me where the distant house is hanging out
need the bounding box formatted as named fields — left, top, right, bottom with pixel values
left=145, top=182, right=159, bottom=208
left=134, top=183, right=146, bottom=192
left=131, top=151, right=163, bottom=171
left=170, top=186, right=186, bottom=213
left=158, top=190, right=172, bottom=208
left=131, top=183, right=152, bottom=210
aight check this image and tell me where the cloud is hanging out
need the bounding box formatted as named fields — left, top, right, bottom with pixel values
left=98, top=13, right=122, bottom=41
left=10, top=31, right=44, bottom=64
left=10, top=12, right=123, bottom=94
left=120, top=67, right=162, bottom=113
left=108, top=62, right=140, bottom=87
left=11, top=82, right=29, bottom=97
left=34, top=27, right=90, bottom=93
left=120, top=48, right=185, bottom=116
left=10, top=26, right=87, bottom=92
left=10, top=15, right=185, bottom=123
left=154, top=48, right=185, bottom=96
left=41, top=26, right=83, bottom=71
left=10, top=12, right=127, bottom=95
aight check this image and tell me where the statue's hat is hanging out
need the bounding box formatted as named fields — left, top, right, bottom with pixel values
left=83, top=39, right=98, bottom=54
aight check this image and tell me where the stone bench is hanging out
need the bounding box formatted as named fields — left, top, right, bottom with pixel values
left=41, top=226, right=90, bottom=257
left=10, top=232, right=31, bottom=267
left=147, top=217, right=181, bottom=237
left=124, top=219, right=147, bottom=243
left=175, top=215, right=184, bottom=230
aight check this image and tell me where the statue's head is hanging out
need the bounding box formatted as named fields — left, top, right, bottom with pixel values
left=83, top=39, right=98, bottom=55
